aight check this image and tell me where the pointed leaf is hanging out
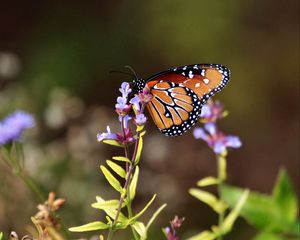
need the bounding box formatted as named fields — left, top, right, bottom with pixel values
left=140, top=130, right=146, bottom=137
left=272, top=168, right=298, bottom=223
left=189, top=188, right=227, bottom=214
left=132, top=221, right=147, bottom=239
left=136, top=125, right=144, bottom=132
left=91, top=199, right=120, bottom=210
left=112, top=156, right=131, bottom=163
left=95, top=196, right=128, bottom=224
left=106, top=160, right=126, bottom=178
left=129, top=166, right=139, bottom=200
left=69, top=221, right=109, bottom=232
left=220, top=189, right=249, bottom=234
left=134, top=135, right=143, bottom=165
left=146, top=203, right=167, bottom=231
left=187, top=230, right=217, bottom=240
left=128, top=194, right=156, bottom=224
left=100, top=165, right=123, bottom=193
left=197, top=177, right=220, bottom=187
left=103, top=140, right=124, bottom=147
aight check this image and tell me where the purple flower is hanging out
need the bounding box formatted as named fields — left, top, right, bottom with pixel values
left=119, top=114, right=132, bottom=129
left=135, top=113, right=147, bottom=125
left=115, top=82, right=133, bottom=116
left=200, top=100, right=226, bottom=123
left=164, top=216, right=184, bottom=240
left=193, top=122, right=242, bottom=154
left=97, top=126, right=118, bottom=142
left=119, top=82, right=132, bottom=98
left=0, top=111, right=35, bottom=145
left=129, top=95, right=141, bottom=112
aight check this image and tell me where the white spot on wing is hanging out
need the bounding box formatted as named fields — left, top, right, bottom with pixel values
left=195, top=83, right=200, bottom=87
left=203, top=78, right=210, bottom=84
left=188, top=71, right=194, bottom=79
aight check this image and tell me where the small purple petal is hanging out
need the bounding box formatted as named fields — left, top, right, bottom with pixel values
left=204, top=122, right=217, bottom=135
left=200, top=104, right=212, bottom=118
left=97, top=126, right=118, bottom=142
left=115, top=96, right=129, bottom=109
left=129, top=95, right=141, bottom=112
left=135, top=113, right=147, bottom=125
left=193, top=128, right=208, bottom=140
left=225, top=136, right=242, bottom=148
left=213, top=142, right=226, bottom=154
left=123, top=115, right=132, bottom=129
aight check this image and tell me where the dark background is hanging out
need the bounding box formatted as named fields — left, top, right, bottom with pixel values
left=0, top=1, right=299, bottom=239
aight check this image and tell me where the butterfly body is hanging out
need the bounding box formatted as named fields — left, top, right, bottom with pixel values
left=133, top=64, right=230, bottom=136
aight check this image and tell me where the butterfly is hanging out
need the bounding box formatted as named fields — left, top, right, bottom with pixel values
left=132, top=64, right=230, bottom=136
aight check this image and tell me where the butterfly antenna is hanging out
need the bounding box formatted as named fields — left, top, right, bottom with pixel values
left=124, top=65, right=139, bottom=80
left=109, top=70, right=135, bottom=78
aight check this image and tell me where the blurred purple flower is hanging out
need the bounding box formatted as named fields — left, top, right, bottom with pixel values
left=193, top=122, right=242, bottom=154
left=97, top=126, right=118, bottom=142
left=165, top=216, right=184, bottom=240
left=135, top=113, right=147, bottom=125
left=0, top=111, right=35, bottom=145
left=200, top=100, right=226, bottom=123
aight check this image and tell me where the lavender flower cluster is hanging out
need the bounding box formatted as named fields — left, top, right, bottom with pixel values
left=97, top=82, right=150, bottom=144
left=193, top=100, right=241, bottom=154
left=0, top=111, right=35, bottom=146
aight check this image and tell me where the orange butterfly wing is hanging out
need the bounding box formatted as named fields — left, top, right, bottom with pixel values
left=144, top=64, right=230, bottom=136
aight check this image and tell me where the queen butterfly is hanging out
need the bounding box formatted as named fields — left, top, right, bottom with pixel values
left=133, top=64, right=230, bottom=136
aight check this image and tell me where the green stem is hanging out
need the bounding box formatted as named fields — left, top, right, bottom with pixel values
left=217, top=153, right=227, bottom=240
left=1, top=146, right=45, bottom=203
left=15, top=168, right=45, bottom=202
left=108, top=122, right=143, bottom=239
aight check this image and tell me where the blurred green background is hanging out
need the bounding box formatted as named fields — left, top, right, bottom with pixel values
left=0, top=0, right=299, bottom=239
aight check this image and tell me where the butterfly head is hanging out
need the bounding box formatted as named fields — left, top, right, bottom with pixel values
left=132, top=77, right=146, bottom=93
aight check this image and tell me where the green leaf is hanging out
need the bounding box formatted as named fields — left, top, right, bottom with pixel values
left=189, top=188, right=227, bottom=214
left=106, top=160, right=126, bottom=178
left=146, top=203, right=167, bottom=231
left=220, top=189, right=249, bottom=234
left=0, top=232, right=3, bottom=240
left=129, top=166, right=139, bottom=200
left=91, top=199, right=120, bottom=210
left=103, top=140, right=123, bottom=147
left=140, top=130, right=146, bottom=137
left=187, top=230, right=217, bottom=240
left=128, top=194, right=156, bottom=224
left=95, top=196, right=128, bottom=224
left=112, top=156, right=131, bottom=163
left=197, top=176, right=220, bottom=187
left=69, top=221, right=109, bottom=232
left=253, top=231, right=285, bottom=240
left=100, top=165, right=123, bottom=193
left=272, top=168, right=298, bottom=223
left=134, top=135, right=143, bottom=165
left=132, top=221, right=147, bottom=240
left=221, top=184, right=276, bottom=229
left=221, top=184, right=298, bottom=233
